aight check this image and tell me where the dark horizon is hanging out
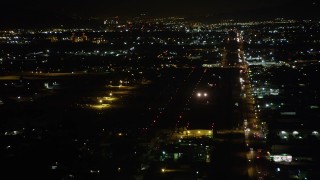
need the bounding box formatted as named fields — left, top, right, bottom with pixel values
left=1, top=0, right=320, bottom=28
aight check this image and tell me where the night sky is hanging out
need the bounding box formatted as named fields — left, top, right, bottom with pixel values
left=1, top=0, right=319, bottom=27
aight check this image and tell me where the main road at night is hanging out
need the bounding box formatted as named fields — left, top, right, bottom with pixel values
left=142, top=30, right=264, bottom=179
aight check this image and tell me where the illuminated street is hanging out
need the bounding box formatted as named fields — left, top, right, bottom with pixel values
left=1, top=13, right=320, bottom=179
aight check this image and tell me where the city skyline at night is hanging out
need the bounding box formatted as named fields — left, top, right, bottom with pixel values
left=1, top=1, right=320, bottom=180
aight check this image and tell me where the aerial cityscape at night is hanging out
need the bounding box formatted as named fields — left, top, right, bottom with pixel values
left=1, top=1, right=320, bottom=180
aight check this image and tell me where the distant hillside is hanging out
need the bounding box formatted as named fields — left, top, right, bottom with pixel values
left=187, top=2, right=320, bottom=23
left=0, top=9, right=101, bottom=29
left=1, top=1, right=319, bottom=28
